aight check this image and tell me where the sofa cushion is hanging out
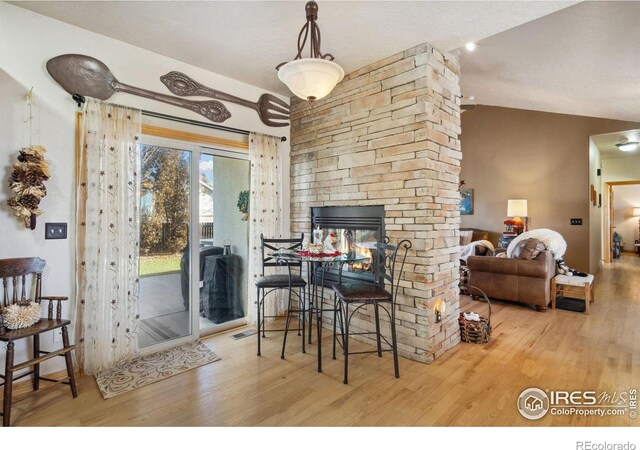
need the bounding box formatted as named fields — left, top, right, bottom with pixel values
left=513, top=238, right=546, bottom=260
left=555, top=274, right=594, bottom=286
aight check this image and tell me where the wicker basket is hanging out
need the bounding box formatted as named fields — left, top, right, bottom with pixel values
left=459, top=284, right=492, bottom=344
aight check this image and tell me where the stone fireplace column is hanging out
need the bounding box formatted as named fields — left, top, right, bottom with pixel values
left=289, top=42, right=462, bottom=363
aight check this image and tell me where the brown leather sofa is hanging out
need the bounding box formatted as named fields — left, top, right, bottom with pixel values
left=466, top=250, right=556, bottom=311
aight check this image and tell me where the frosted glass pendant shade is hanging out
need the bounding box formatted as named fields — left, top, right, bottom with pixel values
left=278, top=58, right=344, bottom=103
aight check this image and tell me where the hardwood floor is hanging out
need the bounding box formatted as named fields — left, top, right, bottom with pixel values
left=6, top=255, right=640, bottom=426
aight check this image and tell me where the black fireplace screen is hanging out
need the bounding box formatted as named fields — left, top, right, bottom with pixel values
left=311, top=205, right=385, bottom=286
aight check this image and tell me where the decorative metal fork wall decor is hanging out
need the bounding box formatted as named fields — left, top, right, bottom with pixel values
left=46, top=54, right=290, bottom=127
left=160, top=71, right=290, bottom=127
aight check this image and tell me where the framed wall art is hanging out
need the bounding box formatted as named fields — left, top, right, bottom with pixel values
left=460, top=188, right=474, bottom=215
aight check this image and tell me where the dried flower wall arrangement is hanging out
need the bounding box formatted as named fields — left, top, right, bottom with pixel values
left=7, top=145, right=49, bottom=230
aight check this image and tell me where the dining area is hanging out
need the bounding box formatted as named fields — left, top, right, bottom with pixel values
left=254, top=231, right=411, bottom=384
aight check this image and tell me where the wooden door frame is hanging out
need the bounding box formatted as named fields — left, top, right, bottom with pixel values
left=603, top=180, right=640, bottom=263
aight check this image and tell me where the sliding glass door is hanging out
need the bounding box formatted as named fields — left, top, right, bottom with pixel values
left=138, top=143, right=194, bottom=349
left=198, top=151, right=249, bottom=334
left=136, top=135, right=249, bottom=351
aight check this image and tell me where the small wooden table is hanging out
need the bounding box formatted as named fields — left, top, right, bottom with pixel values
left=551, top=274, right=595, bottom=314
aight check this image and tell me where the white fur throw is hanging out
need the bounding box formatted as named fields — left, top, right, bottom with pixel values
left=2, top=303, right=41, bottom=329
left=506, top=229, right=567, bottom=260
left=460, top=240, right=495, bottom=262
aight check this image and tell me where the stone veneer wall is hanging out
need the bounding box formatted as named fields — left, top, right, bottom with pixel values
left=289, top=43, right=462, bottom=363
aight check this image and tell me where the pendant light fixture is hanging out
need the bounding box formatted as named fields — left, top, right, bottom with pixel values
left=276, top=1, right=344, bottom=105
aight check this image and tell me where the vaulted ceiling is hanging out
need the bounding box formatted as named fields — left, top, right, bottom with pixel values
left=461, top=1, right=640, bottom=122
left=12, top=1, right=574, bottom=94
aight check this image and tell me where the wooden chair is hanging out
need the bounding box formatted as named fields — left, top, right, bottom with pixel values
left=0, top=257, right=77, bottom=427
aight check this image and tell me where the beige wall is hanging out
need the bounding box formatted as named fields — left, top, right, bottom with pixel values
left=460, top=105, right=639, bottom=272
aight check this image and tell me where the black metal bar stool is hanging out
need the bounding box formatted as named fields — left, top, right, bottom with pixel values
left=333, top=239, right=411, bottom=384
left=255, top=234, right=307, bottom=359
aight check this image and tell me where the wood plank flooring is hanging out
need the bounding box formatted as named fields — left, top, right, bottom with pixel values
left=5, top=255, right=640, bottom=426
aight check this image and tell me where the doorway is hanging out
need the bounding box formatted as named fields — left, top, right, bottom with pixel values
left=604, top=181, right=640, bottom=263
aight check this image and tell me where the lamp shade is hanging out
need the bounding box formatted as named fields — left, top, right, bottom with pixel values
left=278, top=58, right=344, bottom=102
left=633, top=208, right=640, bottom=217
left=507, top=199, right=528, bottom=217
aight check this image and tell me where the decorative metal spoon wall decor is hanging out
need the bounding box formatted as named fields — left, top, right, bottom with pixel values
left=46, top=54, right=231, bottom=123
left=160, top=71, right=290, bottom=127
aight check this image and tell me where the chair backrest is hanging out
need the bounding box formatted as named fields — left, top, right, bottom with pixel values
left=260, top=234, right=304, bottom=274
left=0, top=257, right=46, bottom=307
left=373, top=239, right=412, bottom=303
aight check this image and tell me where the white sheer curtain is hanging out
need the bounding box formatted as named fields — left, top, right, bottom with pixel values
left=247, top=132, right=285, bottom=324
left=76, top=99, right=141, bottom=375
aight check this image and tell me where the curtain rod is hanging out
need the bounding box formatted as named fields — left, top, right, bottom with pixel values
left=141, top=110, right=287, bottom=142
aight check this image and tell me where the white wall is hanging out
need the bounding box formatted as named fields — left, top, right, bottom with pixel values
left=602, top=156, right=640, bottom=183
left=0, top=2, right=290, bottom=374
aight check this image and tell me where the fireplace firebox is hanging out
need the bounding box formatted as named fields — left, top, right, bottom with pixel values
left=311, top=205, right=385, bottom=287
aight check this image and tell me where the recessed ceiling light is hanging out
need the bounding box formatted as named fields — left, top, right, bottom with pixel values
left=465, top=42, right=478, bottom=52
left=616, top=141, right=639, bottom=152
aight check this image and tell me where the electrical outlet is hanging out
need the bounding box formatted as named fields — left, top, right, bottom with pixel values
left=53, top=329, right=62, bottom=344
left=570, top=218, right=583, bottom=225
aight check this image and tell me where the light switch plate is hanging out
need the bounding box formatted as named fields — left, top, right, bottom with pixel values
left=45, top=222, right=67, bottom=239
left=570, top=218, right=583, bottom=226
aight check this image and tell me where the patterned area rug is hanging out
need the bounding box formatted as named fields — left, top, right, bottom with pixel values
left=95, top=340, right=221, bottom=399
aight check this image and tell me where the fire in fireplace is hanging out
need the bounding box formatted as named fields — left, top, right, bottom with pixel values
left=311, top=205, right=385, bottom=286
